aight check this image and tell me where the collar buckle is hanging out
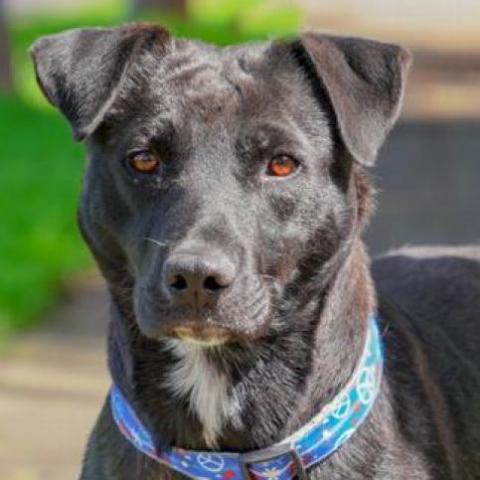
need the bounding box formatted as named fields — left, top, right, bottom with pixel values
left=239, top=443, right=307, bottom=479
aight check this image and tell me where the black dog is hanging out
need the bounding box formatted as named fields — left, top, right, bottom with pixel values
left=31, top=24, right=480, bottom=479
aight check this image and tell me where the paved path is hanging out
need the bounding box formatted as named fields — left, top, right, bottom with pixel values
left=0, top=275, right=110, bottom=480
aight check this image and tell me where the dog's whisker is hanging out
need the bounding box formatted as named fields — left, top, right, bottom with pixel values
left=144, top=237, right=170, bottom=249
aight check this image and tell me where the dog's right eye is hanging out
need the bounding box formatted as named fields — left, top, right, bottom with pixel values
left=127, top=150, right=160, bottom=174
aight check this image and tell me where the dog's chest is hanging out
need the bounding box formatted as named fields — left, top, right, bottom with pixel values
left=164, top=341, right=241, bottom=447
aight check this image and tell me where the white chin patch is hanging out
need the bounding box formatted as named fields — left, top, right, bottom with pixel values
left=164, top=339, right=241, bottom=448
left=183, top=337, right=227, bottom=347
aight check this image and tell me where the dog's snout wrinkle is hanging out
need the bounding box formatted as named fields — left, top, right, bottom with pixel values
left=163, top=250, right=237, bottom=309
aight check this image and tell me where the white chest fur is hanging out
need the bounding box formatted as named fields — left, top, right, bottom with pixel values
left=164, top=340, right=241, bottom=447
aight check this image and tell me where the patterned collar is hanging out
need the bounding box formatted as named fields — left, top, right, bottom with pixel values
left=110, top=315, right=383, bottom=480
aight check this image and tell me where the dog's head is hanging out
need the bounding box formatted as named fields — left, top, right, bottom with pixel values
left=31, top=24, right=410, bottom=344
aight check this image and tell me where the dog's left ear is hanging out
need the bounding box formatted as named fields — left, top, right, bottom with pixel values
left=292, top=33, right=411, bottom=166
left=30, top=24, right=170, bottom=141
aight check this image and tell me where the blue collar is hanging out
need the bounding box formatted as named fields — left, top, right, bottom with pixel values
left=110, top=315, right=383, bottom=480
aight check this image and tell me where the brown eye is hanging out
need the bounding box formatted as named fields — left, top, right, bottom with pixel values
left=128, top=150, right=159, bottom=174
left=266, top=155, right=299, bottom=177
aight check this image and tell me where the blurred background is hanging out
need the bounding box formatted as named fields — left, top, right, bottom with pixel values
left=0, top=1, right=478, bottom=478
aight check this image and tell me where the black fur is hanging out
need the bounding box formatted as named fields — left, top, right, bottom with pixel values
left=30, top=24, right=480, bottom=479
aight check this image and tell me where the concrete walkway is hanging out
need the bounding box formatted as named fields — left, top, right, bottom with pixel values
left=0, top=275, right=110, bottom=480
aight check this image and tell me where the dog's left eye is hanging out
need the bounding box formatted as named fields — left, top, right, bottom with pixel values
left=266, top=155, right=299, bottom=178
left=127, top=150, right=160, bottom=174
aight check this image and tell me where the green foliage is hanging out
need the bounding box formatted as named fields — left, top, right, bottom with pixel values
left=142, top=0, right=301, bottom=45
left=1, top=0, right=301, bottom=335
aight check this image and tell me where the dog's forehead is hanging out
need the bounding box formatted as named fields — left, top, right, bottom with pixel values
left=146, top=39, right=307, bottom=123
left=110, top=37, right=329, bottom=150
left=166, top=40, right=265, bottom=93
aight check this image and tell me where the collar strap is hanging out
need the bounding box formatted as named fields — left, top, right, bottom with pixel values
left=110, top=315, right=383, bottom=480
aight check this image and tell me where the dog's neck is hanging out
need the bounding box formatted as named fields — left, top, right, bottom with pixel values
left=107, top=238, right=375, bottom=452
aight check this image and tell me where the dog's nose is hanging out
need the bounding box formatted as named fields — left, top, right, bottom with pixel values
left=163, top=251, right=236, bottom=308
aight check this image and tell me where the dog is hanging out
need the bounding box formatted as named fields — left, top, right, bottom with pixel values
left=30, top=24, right=480, bottom=479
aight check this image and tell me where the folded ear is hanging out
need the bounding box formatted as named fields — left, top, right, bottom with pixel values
left=292, top=33, right=411, bottom=166
left=30, top=23, right=170, bottom=141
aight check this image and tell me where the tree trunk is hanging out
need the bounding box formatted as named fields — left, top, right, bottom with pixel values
left=133, top=0, right=187, bottom=17
left=0, top=0, right=12, bottom=91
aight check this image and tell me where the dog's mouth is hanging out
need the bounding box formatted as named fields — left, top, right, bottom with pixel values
left=135, top=276, right=276, bottom=344
left=163, top=323, right=234, bottom=346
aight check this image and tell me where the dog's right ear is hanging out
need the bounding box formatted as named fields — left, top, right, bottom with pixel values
left=30, top=23, right=170, bottom=141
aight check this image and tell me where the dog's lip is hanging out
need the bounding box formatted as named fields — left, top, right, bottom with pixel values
left=163, top=323, right=233, bottom=346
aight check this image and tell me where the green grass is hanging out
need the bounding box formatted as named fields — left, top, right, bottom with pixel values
left=0, top=3, right=131, bottom=337
left=0, top=95, right=90, bottom=335
left=0, top=0, right=301, bottom=336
